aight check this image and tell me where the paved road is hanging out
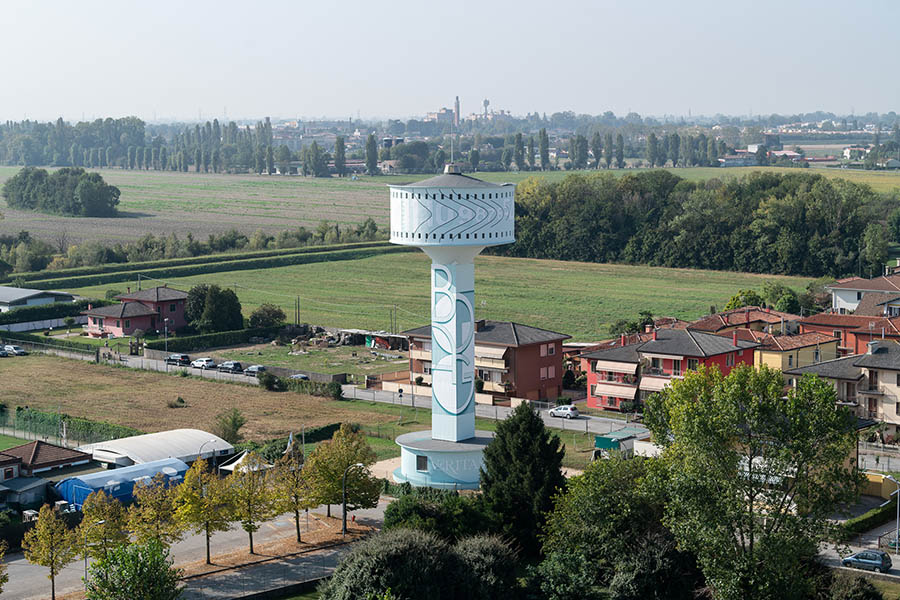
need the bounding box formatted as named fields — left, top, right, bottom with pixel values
left=3, top=500, right=388, bottom=600
left=343, top=385, right=648, bottom=437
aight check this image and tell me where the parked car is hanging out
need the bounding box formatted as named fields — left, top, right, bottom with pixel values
left=549, top=405, right=580, bottom=419
left=245, top=365, right=266, bottom=377
left=289, top=373, right=310, bottom=381
left=0, top=349, right=7, bottom=358
left=842, top=550, right=892, bottom=573
left=191, top=357, right=217, bottom=369
left=3, top=345, right=28, bottom=356
left=218, top=361, right=243, bottom=374
left=165, top=353, right=191, bottom=366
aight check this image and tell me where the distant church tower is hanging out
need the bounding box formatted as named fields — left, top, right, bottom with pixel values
left=454, top=96, right=460, bottom=127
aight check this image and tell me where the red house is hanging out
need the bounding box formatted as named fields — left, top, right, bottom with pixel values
left=581, top=329, right=758, bottom=411
left=798, top=313, right=876, bottom=356
left=83, top=285, right=188, bottom=338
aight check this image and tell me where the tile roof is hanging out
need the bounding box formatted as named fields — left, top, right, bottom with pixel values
left=783, top=355, right=864, bottom=380
left=117, top=286, right=188, bottom=302
left=82, top=302, right=157, bottom=319
left=403, top=320, right=570, bottom=347
left=847, top=316, right=900, bottom=336
left=799, top=313, right=877, bottom=328
left=637, top=328, right=758, bottom=358
left=853, top=340, right=900, bottom=370
left=2, top=441, right=91, bottom=469
left=827, top=274, right=900, bottom=292
left=852, top=291, right=900, bottom=317
left=749, top=331, right=841, bottom=351
left=580, top=342, right=644, bottom=363
left=688, top=306, right=799, bottom=332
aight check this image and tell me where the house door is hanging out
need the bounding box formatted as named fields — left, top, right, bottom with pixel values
left=150, top=316, right=156, bottom=329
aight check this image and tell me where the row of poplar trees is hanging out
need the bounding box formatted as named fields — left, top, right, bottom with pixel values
left=18, top=423, right=380, bottom=600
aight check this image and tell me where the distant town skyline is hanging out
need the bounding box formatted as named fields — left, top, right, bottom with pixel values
left=3, top=0, right=898, bottom=123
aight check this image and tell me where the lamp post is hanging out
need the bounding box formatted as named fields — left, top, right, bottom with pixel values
left=888, top=474, right=900, bottom=554
left=198, top=438, right=217, bottom=463
left=83, top=519, right=106, bottom=585
left=342, top=462, right=365, bottom=536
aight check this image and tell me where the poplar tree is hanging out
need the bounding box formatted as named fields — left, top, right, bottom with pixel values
left=527, top=135, right=536, bottom=169
left=194, top=148, right=202, bottom=173
left=228, top=452, right=278, bottom=554
left=365, top=134, right=378, bottom=174
left=22, top=504, right=78, bottom=600
left=79, top=489, right=129, bottom=563
left=334, top=136, right=346, bottom=177
left=173, top=458, right=233, bottom=564
left=513, top=133, right=525, bottom=170
left=615, top=133, right=625, bottom=168
left=469, top=148, right=480, bottom=172
left=590, top=132, right=602, bottom=168
left=668, top=132, right=680, bottom=167
left=539, top=128, right=549, bottom=170
left=604, top=132, right=614, bottom=168
left=646, top=132, right=658, bottom=166
left=266, top=145, right=275, bottom=174
left=128, top=473, right=183, bottom=546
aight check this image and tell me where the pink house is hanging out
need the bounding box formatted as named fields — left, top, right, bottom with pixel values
left=82, top=285, right=188, bottom=338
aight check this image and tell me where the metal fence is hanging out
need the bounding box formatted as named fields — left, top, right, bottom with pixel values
left=0, top=337, right=98, bottom=363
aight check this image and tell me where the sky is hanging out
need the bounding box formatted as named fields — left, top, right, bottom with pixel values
left=2, top=0, right=898, bottom=123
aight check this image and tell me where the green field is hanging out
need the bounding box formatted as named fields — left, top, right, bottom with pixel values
left=0, top=433, right=26, bottom=451
left=64, top=252, right=811, bottom=341
left=2, top=164, right=898, bottom=245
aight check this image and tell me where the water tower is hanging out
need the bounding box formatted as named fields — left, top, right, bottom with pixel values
left=389, top=164, right=515, bottom=489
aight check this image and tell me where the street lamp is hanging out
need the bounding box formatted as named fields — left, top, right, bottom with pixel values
left=83, top=519, right=106, bottom=585
left=342, top=462, right=365, bottom=536
left=887, top=474, right=900, bottom=555
left=198, top=438, right=217, bottom=462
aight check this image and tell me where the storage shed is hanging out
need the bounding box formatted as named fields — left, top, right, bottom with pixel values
left=55, top=457, right=189, bottom=509
left=77, top=429, right=233, bottom=467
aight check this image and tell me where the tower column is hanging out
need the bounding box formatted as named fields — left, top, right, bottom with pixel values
left=423, top=246, right=482, bottom=442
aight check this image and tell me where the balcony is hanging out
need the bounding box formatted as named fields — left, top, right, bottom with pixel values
left=643, top=367, right=669, bottom=377
left=475, top=356, right=508, bottom=370
left=482, top=381, right=508, bottom=393
left=409, top=348, right=430, bottom=361
left=860, top=387, right=885, bottom=396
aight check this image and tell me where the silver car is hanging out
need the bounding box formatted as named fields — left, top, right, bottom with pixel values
left=190, top=357, right=217, bottom=369
left=3, top=345, right=28, bottom=356
left=549, top=405, right=580, bottom=419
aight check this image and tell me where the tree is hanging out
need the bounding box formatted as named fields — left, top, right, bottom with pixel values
left=755, top=144, right=769, bottom=166
left=863, top=223, right=889, bottom=277
left=173, top=458, right=233, bottom=564
left=193, top=284, right=243, bottom=333
left=366, top=134, right=378, bottom=175
left=228, top=452, right=278, bottom=554
left=185, top=284, right=210, bottom=324
left=383, top=491, right=489, bottom=542
left=527, top=135, right=536, bottom=169
left=275, top=144, right=292, bottom=175
left=645, top=365, right=862, bottom=600
left=572, top=135, right=589, bottom=169
left=248, top=303, right=286, bottom=328
left=0, top=541, right=8, bottom=594
left=305, top=423, right=379, bottom=518
left=469, top=148, right=480, bottom=172
left=774, top=291, right=801, bottom=314
left=708, top=136, right=719, bottom=163
left=128, top=473, right=183, bottom=546
left=539, top=128, right=550, bottom=170
left=454, top=535, right=518, bottom=600
left=888, top=207, right=900, bottom=244
left=213, top=407, right=246, bottom=444
left=724, top=289, right=764, bottom=310
left=591, top=132, right=603, bottom=168
left=646, top=133, right=658, bottom=167
left=480, top=402, right=564, bottom=557
left=85, top=539, right=183, bottom=600
left=334, top=136, right=346, bottom=177
left=22, top=504, right=78, bottom=600
left=78, top=490, right=129, bottom=564
left=265, top=145, right=275, bottom=174
left=274, top=447, right=316, bottom=543
left=668, top=133, right=680, bottom=167
left=827, top=572, right=884, bottom=600
left=615, top=133, right=625, bottom=168
left=513, top=133, right=525, bottom=170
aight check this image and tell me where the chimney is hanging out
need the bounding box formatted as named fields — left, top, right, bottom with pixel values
left=644, top=324, right=653, bottom=333
left=732, top=331, right=738, bottom=346
left=87, top=304, right=92, bottom=310
left=475, top=319, right=486, bottom=332
left=620, top=333, right=626, bottom=345
left=868, top=340, right=880, bottom=355
left=745, top=309, right=750, bottom=324
left=652, top=329, right=658, bottom=341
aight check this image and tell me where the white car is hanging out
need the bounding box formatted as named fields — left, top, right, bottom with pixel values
left=190, top=357, right=217, bottom=369
left=549, top=405, right=580, bottom=419
left=3, top=345, right=28, bottom=356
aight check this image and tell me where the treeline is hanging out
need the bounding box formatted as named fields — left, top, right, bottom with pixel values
left=501, top=170, right=893, bottom=278
left=0, top=218, right=384, bottom=276
left=2, top=167, right=120, bottom=216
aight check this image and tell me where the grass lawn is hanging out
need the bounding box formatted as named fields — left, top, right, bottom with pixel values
left=873, top=578, right=900, bottom=599
left=0, top=433, right=26, bottom=451
left=64, top=253, right=812, bottom=342
left=218, top=343, right=408, bottom=377
left=2, top=164, right=898, bottom=246
left=279, top=593, right=319, bottom=600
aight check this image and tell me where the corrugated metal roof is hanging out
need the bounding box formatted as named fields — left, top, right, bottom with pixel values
left=0, top=286, right=73, bottom=304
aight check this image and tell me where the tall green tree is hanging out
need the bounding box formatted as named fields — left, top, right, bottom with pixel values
left=862, top=222, right=889, bottom=277
left=265, top=144, right=275, bottom=174
left=173, top=458, right=234, bottom=564
left=590, top=132, right=603, bottom=168
left=128, top=473, right=183, bottom=546
left=668, top=133, right=680, bottom=167
left=513, top=133, right=525, bottom=170
left=366, top=134, right=378, bottom=174
left=646, top=133, right=658, bottom=167
left=228, top=452, right=278, bottom=554
left=78, top=490, right=129, bottom=564
left=480, top=402, right=565, bottom=557
left=22, top=504, right=78, bottom=600
left=305, top=423, right=379, bottom=518
left=194, top=284, right=243, bottom=333
left=645, top=365, right=862, bottom=600
left=85, top=539, right=183, bottom=600
left=275, top=145, right=292, bottom=174
left=334, top=136, right=346, bottom=177
left=539, top=128, right=550, bottom=170
left=274, top=447, right=316, bottom=542
left=615, top=133, right=625, bottom=168
left=527, top=135, right=536, bottom=169
left=604, top=132, right=614, bottom=168
left=708, top=137, right=719, bottom=163
left=501, top=147, right=513, bottom=171
left=469, top=148, right=480, bottom=172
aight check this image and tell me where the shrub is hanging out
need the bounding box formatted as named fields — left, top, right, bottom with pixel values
left=562, top=369, right=576, bottom=389
left=176, top=369, right=189, bottom=377
left=383, top=493, right=491, bottom=542
left=454, top=535, right=518, bottom=600
left=843, top=497, right=897, bottom=538
left=104, top=289, right=123, bottom=300
left=1, top=331, right=96, bottom=353
left=144, top=326, right=281, bottom=352
left=415, top=375, right=424, bottom=386
left=474, top=378, right=484, bottom=393
left=248, top=303, right=286, bottom=328
left=212, top=408, right=246, bottom=444
left=257, top=371, right=283, bottom=391
left=166, top=397, right=186, bottom=409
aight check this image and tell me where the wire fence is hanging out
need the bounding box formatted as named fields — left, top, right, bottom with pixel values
left=0, top=408, right=137, bottom=448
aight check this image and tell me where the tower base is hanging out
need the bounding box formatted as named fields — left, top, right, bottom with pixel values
left=393, top=430, right=494, bottom=490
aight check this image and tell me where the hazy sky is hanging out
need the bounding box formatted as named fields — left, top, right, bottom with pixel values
left=3, top=0, right=898, bottom=123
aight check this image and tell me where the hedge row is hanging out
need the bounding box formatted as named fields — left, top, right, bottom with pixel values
left=0, top=298, right=109, bottom=326
left=144, top=325, right=283, bottom=352
left=233, top=423, right=344, bottom=462
left=6, top=241, right=393, bottom=284
left=1, top=331, right=98, bottom=353
left=843, top=496, right=897, bottom=538
left=25, top=245, right=414, bottom=290
left=2, top=407, right=143, bottom=445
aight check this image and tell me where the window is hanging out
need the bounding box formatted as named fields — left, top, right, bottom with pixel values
left=651, top=357, right=661, bottom=370
left=540, top=344, right=547, bottom=357
left=788, top=354, right=793, bottom=367
left=833, top=330, right=842, bottom=340
left=423, top=362, right=432, bottom=375
left=857, top=292, right=863, bottom=301
left=98, top=318, right=104, bottom=328
left=548, top=344, right=556, bottom=355
left=548, top=365, right=555, bottom=379
left=814, top=349, right=820, bottom=362
left=169, top=303, right=176, bottom=312
left=871, top=370, right=879, bottom=387
left=687, top=358, right=699, bottom=370
left=540, top=367, right=548, bottom=380
left=116, top=320, right=120, bottom=328
left=896, top=373, right=900, bottom=387
left=416, top=455, right=428, bottom=472
left=673, top=359, right=682, bottom=376
left=726, top=353, right=735, bottom=367
left=3, top=468, right=12, bottom=480
left=787, top=378, right=794, bottom=387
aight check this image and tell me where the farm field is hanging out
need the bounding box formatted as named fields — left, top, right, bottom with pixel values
left=219, top=343, right=409, bottom=377
left=2, top=164, right=899, bottom=245
left=64, top=252, right=813, bottom=341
